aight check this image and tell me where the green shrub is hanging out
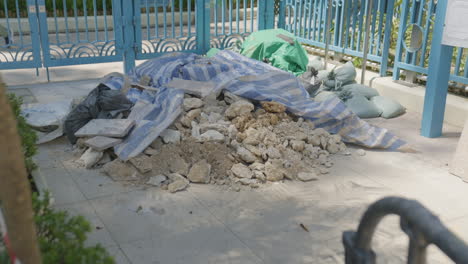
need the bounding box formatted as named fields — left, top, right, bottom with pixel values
left=33, top=192, right=114, bottom=264
left=7, top=94, right=37, bottom=174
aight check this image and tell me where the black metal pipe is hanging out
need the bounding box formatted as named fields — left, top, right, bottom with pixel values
left=352, top=197, right=468, bottom=263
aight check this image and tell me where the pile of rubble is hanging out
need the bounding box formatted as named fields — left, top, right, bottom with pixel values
left=73, top=91, right=348, bottom=193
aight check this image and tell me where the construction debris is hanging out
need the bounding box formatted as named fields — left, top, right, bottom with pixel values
left=75, top=119, right=135, bottom=138
left=84, top=136, right=122, bottom=151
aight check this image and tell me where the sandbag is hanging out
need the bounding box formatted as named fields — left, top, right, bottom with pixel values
left=323, top=62, right=357, bottom=90
left=371, top=96, right=406, bottom=119
left=345, top=95, right=382, bottom=119
left=314, top=91, right=338, bottom=102
left=308, top=56, right=325, bottom=71
left=240, top=29, right=309, bottom=76
left=342, top=83, right=380, bottom=99
left=316, top=70, right=330, bottom=83
left=64, top=84, right=134, bottom=144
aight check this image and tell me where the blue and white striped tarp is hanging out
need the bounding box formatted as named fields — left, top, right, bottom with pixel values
left=104, top=50, right=406, bottom=160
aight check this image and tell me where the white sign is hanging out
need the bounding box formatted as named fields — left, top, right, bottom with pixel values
left=443, top=0, right=468, bottom=48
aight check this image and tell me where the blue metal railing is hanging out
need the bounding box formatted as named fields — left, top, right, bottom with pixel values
left=278, top=0, right=395, bottom=76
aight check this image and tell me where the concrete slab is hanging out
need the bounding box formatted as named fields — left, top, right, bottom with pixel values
left=75, top=119, right=135, bottom=138
left=38, top=167, right=87, bottom=206
left=105, top=246, right=131, bottom=264
left=85, top=136, right=123, bottom=151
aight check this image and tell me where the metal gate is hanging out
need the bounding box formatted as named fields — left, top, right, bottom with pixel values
left=0, top=0, right=271, bottom=77
left=0, top=0, right=42, bottom=70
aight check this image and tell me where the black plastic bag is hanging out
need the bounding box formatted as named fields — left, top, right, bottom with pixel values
left=64, top=84, right=134, bottom=144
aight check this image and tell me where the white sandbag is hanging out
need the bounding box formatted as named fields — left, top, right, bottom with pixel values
left=308, top=56, right=325, bottom=71
left=342, top=84, right=380, bottom=99
left=345, top=95, right=382, bottom=119
left=370, top=96, right=406, bottom=119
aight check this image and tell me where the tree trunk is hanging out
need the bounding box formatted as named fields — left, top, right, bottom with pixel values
left=0, top=78, right=42, bottom=264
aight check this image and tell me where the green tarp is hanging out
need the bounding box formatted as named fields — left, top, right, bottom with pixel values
left=240, top=29, right=309, bottom=76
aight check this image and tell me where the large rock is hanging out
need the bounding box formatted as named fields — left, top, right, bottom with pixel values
left=237, top=147, right=256, bottom=163
left=160, top=129, right=181, bottom=144
left=147, top=175, right=168, bottom=187
left=129, top=154, right=153, bottom=173
left=297, top=172, right=318, bottom=182
left=103, top=159, right=139, bottom=181
left=180, top=109, right=202, bottom=127
left=168, top=158, right=190, bottom=176
left=78, top=148, right=103, bottom=169
left=168, top=180, right=189, bottom=193
left=225, top=100, right=254, bottom=119
left=183, top=98, right=204, bottom=111
left=198, top=130, right=225, bottom=142
left=261, top=101, right=286, bottom=113
left=231, top=163, right=254, bottom=179
left=187, top=160, right=211, bottom=183
left=264, top=160, right=285, bottom=182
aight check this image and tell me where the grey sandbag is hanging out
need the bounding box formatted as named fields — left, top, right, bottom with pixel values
left=308, top=56, right=325, bottom=71
left=371, top=96, right=406, bottom=119
left=345, top=94, right=382, bottom=119
left=64, top=84, right=134, bottom=144
left=313, top=91, right=338, bottom=102
left=316, top=70, right=330, bottom=83
left=323, top=61, right=357, bottom=90
left=342, top=83, right=380, bottom=99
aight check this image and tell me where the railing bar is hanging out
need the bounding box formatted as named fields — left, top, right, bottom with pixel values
left=2, top=0, right=10, bottom=47
left=179, top=0, right=183, bottom=37
left=454, top=48, right=463, bottom=76
left=307, top=0, right=314, bottom=39
left=145, top=0, right=150, bottom=40
left=333, top=0, right=341, bottom=46
left=93, top=0, right=98, bottom=41
left=317, top=0, right=324, bottom=42
left=73, top=0, right=79, bottom=41
left=298, top=0, right=303, bottom=37
left=63, top=0, right=70, bottom=42
left=293, top=0, right=298, bottom=35
left=375, top=0, right=384, bottom=55
left=463, top=52, right=468, bottom=78
left=411, top=0, right=424, bottom=65
left=155, top=1, right=159, bottom=38
left=404, top=0, right=417, bottom=64
left=229, top=0, right=232, bottom=35
left=163, top=3, right=167, bottom=38
left=187, top=0, right=191, bottom=36
left=311, top=0, right=318, bottom=39
left=236, top=0, right=240, bottom=33
left=419, top=0, right=434, bottom=67
left=244, top=0, right=247, bottom=33
left=250, top=0, right=253, bottom=32
left=14, top=0, right=23, bottom=45
left=53, top=0, right=60, bottom=44
left=338, top=0, right=346, bottom=47
left=369, top=0, right=378, bottom=55
left=83, top=0, right=89, bottom=41
left=356, top=0, right=366, bottom=52
left=102, top=0, right=108, bottom=41
left=222, top=0, right=226, bottom=35
left=171, top=0, right=175, bottom=38
left=350, top=0, right=358, bottom=50
left=344, top=0, right=352, bottom=50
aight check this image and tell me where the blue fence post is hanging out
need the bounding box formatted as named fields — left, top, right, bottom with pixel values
left=36, top=0, right=51, bottom=81
left=196, top=0, right=210, bottom=54
left=121, top=0, right=136, bottom=74
left=27, top=0, right=42, bottom=69
left=392, top=0, right=410, bottom=81
left=258, top=0, right=274, bottom=30
left=421, top=0, right=453, bottom=138
left=380, top=0, right=395, bottom=76
left=278, top=0, right=286, bottom=29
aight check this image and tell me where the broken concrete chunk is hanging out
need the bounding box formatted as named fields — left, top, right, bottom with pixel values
left=167, top=173, right=188, bottom=183
left=243, top=128, right=260, bottom=145
left=297, top=172, right=318, bottom=182
left=290, top=140, right=305, bottom=152
left=237, top=147, right=256, bottom=164
left=168, top=158, right=190, bottom=176
left=199, top=123, right=228, bottom=134
left=225, top=100, right=254, bottom=119
left=150, top=137, right=164, bottom=149
left=237, top=178, right=257, bottom=186
left=181, top=109, right=202, bottom=127
left=261, top=101, right=287, bottom=113
left=183, top=98, right=204, bottom=111
left=356, top=149, right=366, bottom=156
left=187, top=160, right=211, bottom=183
left=319, top=167, right=330, bottom=174
left=223, top=91, right=244, bottom=105
left=327, top=143, right=341, bottom=154
left=168, top=180, right=189, bottom=193
left=147, top=175, right=168, bottom=187
left=249, top=162, right=265, bottom=171
left=103, top=159, right=139, bottom=181
left=198, top=130, right=225, bottom=142
left=78, top=148, right=103, bottom=169
left=144, top=147, right=159, bottom=156
left=253, top=170, right=266, bottom=182
left=84, top=136, right=122, bottom=151
left=75, top=119, right=135, bottom=138
left=231, top=163, right=254, bottom=179
left=161, top=129, right=181, bottom=144
left=263, top=146, right=282, bottom=160
left=264, top=160, right=285, bottom=182
left=129, top=154, right=153, bottom=173
left=243, top=144, right=262, bottom=157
